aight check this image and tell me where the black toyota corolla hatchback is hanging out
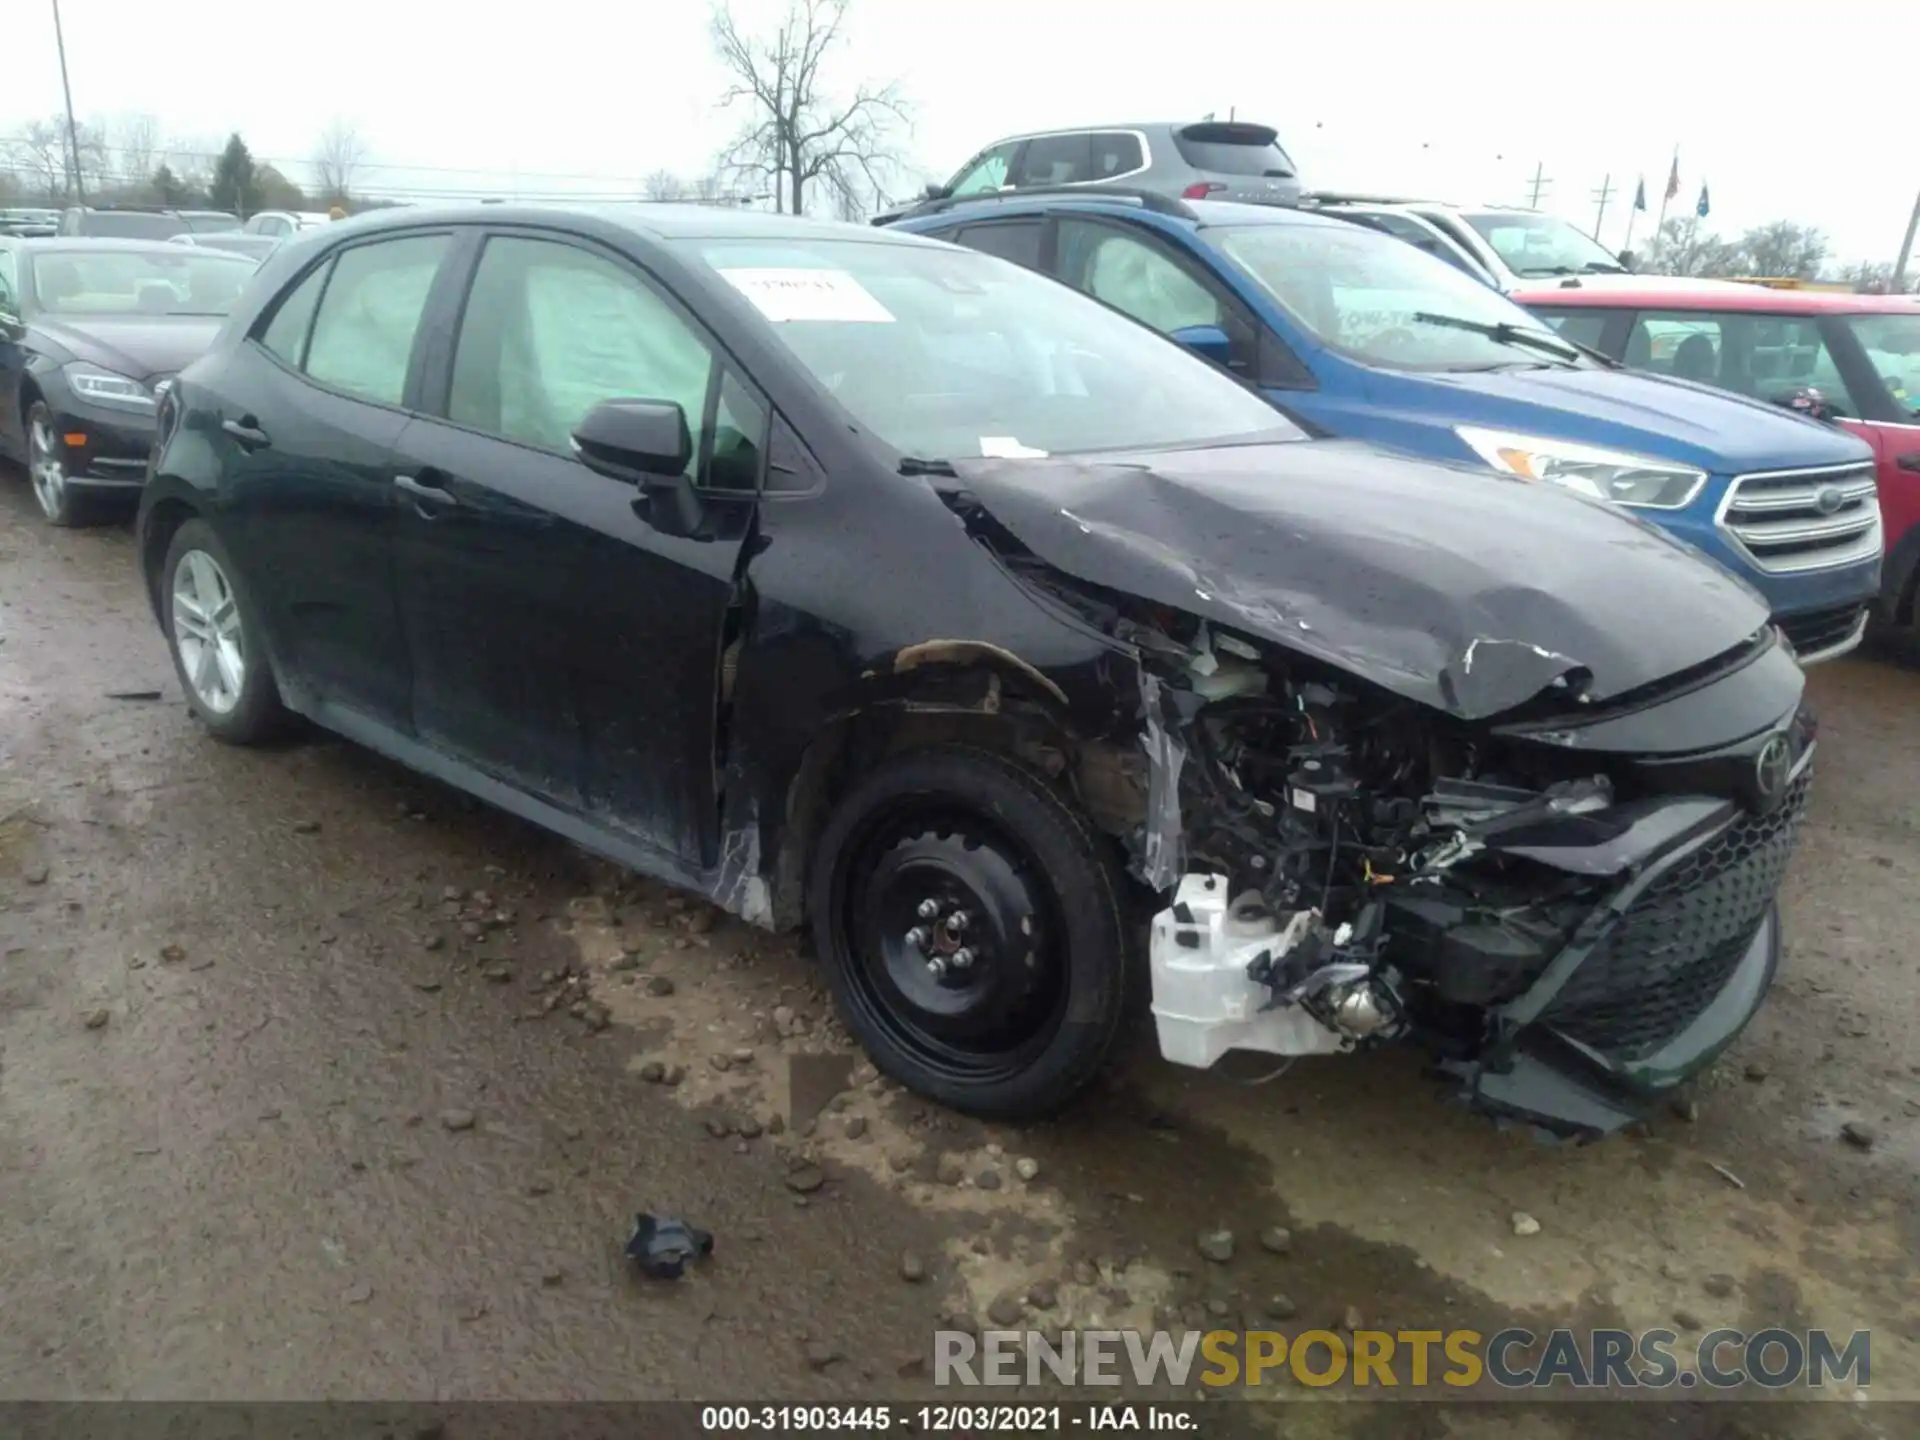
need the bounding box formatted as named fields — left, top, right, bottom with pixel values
left=137, top=204, right=1816, bottom=1137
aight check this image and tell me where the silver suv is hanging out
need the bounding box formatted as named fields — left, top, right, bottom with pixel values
left=877, top=121, right=1302, bottom=224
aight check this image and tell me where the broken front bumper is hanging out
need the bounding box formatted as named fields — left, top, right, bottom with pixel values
left=1447, top=759, right=1810, bottom=1140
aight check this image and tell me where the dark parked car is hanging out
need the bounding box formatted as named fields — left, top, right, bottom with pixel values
left=57, top=204, right=194, bottom=240
left=0, top=237, right=258, bottom=524
left=137, top=204, right=1814, bottom=1135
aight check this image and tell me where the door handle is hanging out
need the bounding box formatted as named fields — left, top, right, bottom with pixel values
left=221, top=416, right=270, bottom=450
left=394, top=472, right=457, bottom=508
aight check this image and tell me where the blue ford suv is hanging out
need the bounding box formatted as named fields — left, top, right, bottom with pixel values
left=887, top=192, right=1882, bottom=662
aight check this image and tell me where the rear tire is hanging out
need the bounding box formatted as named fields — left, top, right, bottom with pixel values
left=162, top=518, right=288, bottom=744
left=807, top=745, right=1133, bottom=1119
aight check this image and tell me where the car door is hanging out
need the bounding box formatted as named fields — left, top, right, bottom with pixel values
left=0, top=244, right=22, bottom=460
left=390, top=229, right=762, bottom=868
left=215, top=229, right=455, bottom=731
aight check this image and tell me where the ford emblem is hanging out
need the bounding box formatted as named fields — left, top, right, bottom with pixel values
left=1814, top=485, right=1845, bottom=515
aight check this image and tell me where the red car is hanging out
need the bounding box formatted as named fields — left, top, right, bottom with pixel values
left=1515, top=281, right=1920, bottom=649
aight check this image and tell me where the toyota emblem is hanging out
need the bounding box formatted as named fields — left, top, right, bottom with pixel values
left=1814, top=485, right=1846, bottom=515
left=1751, top=733, right=1793, bottom=812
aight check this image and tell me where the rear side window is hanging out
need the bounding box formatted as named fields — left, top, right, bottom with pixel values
left=1014, top=133, right=1093, bottom=187
left=303, top=234, right=450, bottom=405
left=1626, top=309, right=1861, bottom=415
left=953, top=220, right=1043, bottom=271
left=258, top=262, right=331, bottom=367
left=1172, top=123, right=1295, bottom=177
left=80, top=212, right=188, bottom=240
left=1090, top=132, right=1144, bottom=178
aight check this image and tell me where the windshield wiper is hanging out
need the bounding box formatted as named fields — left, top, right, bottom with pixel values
left=1580, top=261, right=1627, bottom=274
left=1410, top=312, right=1581, bottom=364
left=898, top=457, right=958, bottom=477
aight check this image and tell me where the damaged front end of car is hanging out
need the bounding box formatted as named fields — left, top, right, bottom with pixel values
left=938, top=442, right=1817, bottom=1140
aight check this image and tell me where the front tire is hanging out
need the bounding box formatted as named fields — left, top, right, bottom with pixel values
left=26, top=401, right=93, bottom=528
left=162, top=518, right=287, bottom=744
left=808, top=746, right=1132, bottom=1119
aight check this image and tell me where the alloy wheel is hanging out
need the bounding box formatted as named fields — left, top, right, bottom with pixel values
left=171, top=549, right=247, bottom=715
left=28, top=412, right=68, bottom=520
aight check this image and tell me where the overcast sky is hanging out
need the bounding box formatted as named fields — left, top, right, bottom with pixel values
left=8, top=0, right=1913, bottom=265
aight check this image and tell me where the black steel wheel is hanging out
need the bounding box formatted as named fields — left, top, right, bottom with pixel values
left=809, top=746, right=1131, bottom=1118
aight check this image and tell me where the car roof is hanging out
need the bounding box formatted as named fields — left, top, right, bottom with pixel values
left=897, top=193, right=1343, bottom=234
left=339, top=201, right=941, bottom=247
left=1512, top=283, right=1918, bottom=315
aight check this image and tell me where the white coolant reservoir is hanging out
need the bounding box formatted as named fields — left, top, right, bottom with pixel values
left=1149, top=874, right=1347, bottom=1069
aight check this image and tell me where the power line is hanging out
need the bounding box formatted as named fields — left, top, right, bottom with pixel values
left=1590, top=173, right=1614, bottom=241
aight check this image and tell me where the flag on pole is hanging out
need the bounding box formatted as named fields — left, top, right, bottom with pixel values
left=1696, top=182, right=1710, bottom=219
left=1633, top=177, right=1647, bottom=212
left=1665, top=156, right=1681, bottom=201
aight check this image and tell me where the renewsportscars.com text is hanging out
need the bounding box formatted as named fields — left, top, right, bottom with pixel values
left=935, top=1327, right=1871, bottom=1391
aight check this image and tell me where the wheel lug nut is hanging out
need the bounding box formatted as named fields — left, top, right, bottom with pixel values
left=926, top=956, right=948, bottom=978
left=905, top=927, right=930, bottom=950
left=950, top=947, right=974, bottom=969
left=947, top=910, right=969, bottom=932
left=916, top=898, right=941, bottom=919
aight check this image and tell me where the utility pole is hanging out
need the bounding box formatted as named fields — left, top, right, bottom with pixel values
left=1590, top=174, right=1614, bottom=242
left=1894, top=188, right=1920, bottom=293
left=51, top=0, right=85, bottom=204
left=1525, top=161, right=1550, bottom=209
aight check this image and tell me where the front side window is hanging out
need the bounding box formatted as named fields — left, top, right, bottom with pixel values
left=28, top=247, right=255, bottom=318
left=948, top=143, right=1018, bottom=198
left=1215, top=221, right=1583, bottom=371
left=449, top=236, right=716, bottom=465
left=1057, top=220, right=1223, bottom=334
left=1014, top=133, right=1092, bottom=187
left=303, top=233, right=449, bottom=405
left=1532, top=308, right=1613, bottom=353
left=1460, top=211, right=1624, bottom=279
left=258, top=262, right=332, bottom=368
left=698, top=235, right=1296, bottom=462
left=1627, top=309, right=1864, bottom=416
left=1844, top=313, right=1920, bottom=419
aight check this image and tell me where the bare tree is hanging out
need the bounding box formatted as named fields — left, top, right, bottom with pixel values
left=313, top=118, right=369, bottom=205
left=5, top=119, right=72, bottom=202
left=113, top=112, right=162, bottom=183
left=642, top=169, right=689, bottom=201
left=710, top=0, right=907, bottom=216
left=1647, top=217, right=1748, bottom=278
left=1738, top=221, right=1828, bottom=281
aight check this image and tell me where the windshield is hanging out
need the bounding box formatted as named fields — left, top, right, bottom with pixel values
left=696, top=237, right=1300, bottom=460
left=1847, top=312, right=1920, bottom=419
left=1214, top=221, right=1581, bottom=371
left=30, top=248, right=256, bottom=317
left=1461, top=211, right=1623, bottom=278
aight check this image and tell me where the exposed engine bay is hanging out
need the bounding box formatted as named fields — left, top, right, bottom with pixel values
left=984, top=524, right=1812, bottom=1137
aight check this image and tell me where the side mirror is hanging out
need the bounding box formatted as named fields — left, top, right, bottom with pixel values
left=1170, top=323, right=1234, bottom=369
left=1617, top=248, right=1637, bottom=271
left=571, top=399, right=704, bottom=538
left=923, top=182, right=952, bottom=201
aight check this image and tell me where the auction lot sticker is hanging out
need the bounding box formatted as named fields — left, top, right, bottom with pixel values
left=720, top=268, right=896, bottom=324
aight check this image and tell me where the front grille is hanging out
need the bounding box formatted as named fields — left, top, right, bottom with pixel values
left=1544, top=770, right=1809, bottom=1055
left=1777, top=602, right=1867, bottom=660
left=1717, top=462, right=1880, bottom=575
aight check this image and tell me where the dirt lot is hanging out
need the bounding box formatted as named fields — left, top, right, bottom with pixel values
left=0, top=478, right=1914, bottom=1434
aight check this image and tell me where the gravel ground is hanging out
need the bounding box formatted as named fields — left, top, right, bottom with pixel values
left=0, top=478, right=1912, bottom=1434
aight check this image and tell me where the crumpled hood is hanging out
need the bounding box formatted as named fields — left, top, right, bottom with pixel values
left=944, top=439, right=1772, bottom=720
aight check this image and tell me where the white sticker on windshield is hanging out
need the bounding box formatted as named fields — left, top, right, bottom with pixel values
left=718, top=268, right=895, bottom=324
left=979, top=436, right=1049, bottom=458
